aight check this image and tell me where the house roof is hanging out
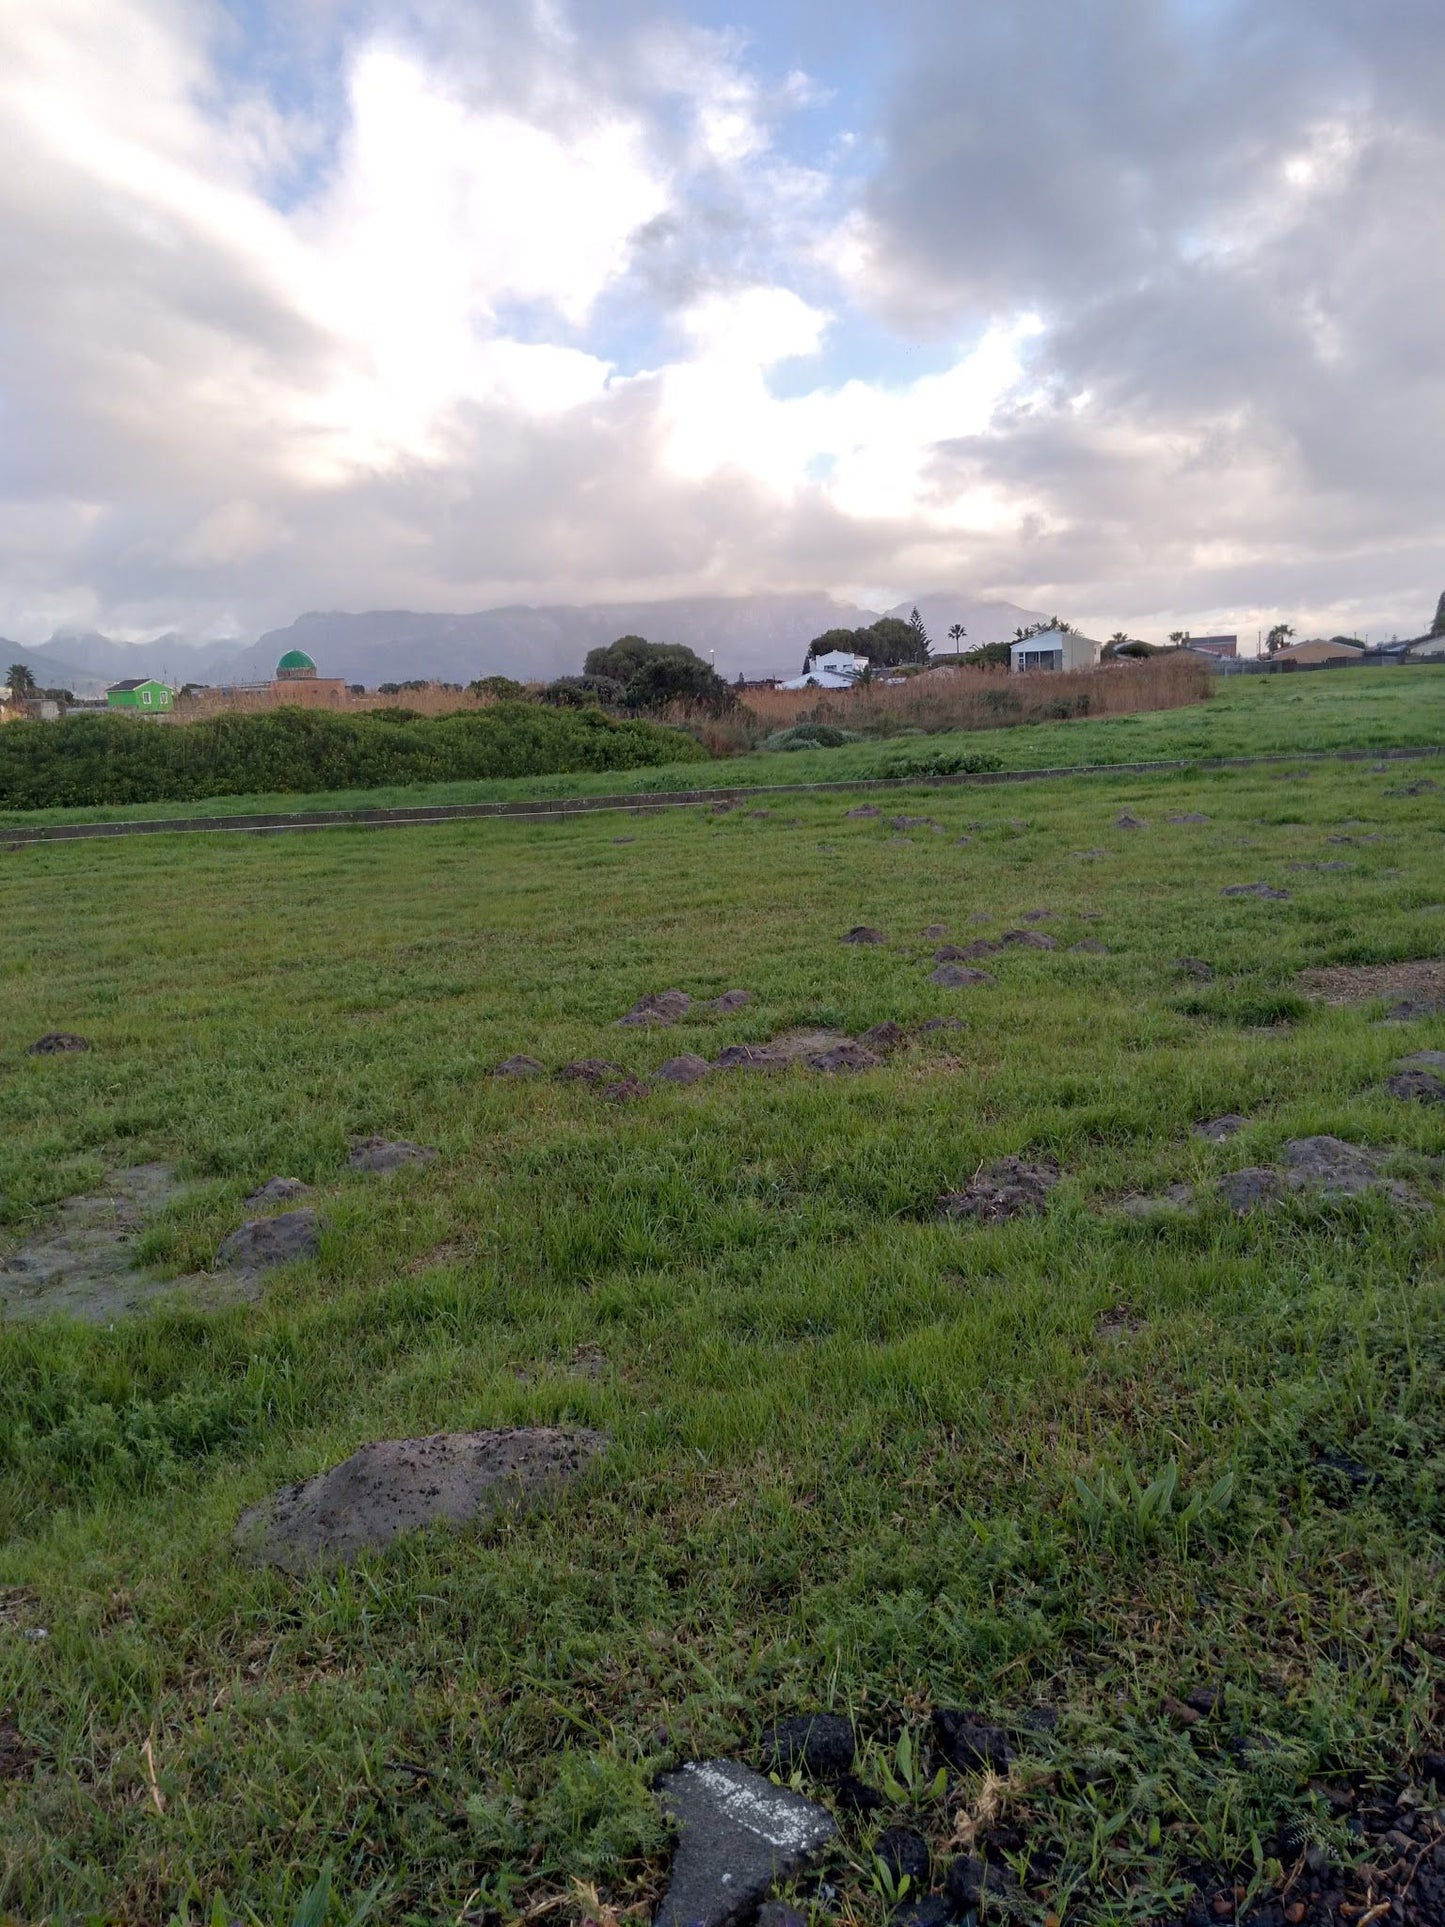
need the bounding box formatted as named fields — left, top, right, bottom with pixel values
left=107, top=678, right=165, bottom=692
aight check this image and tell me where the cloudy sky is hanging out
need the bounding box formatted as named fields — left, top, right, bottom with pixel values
left=1, top=0, right=1441, bottom=650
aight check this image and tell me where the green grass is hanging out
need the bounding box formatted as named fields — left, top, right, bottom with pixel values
left=2, top=666, right=1442, bottom=829
left=1, top=740, right=1443, bottom=1924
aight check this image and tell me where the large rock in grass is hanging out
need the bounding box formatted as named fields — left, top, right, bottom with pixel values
left=654, top=1760, right=836, bottom=1927
left=235, top=1426, right=607, bottom=1573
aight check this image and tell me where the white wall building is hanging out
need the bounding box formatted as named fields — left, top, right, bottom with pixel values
left=1009, top=628, right=1102, bottom=673
left=779, top=650, right=869, bottom=690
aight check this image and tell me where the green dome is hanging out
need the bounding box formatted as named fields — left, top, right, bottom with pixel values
left=276, top=649, right=316, bottom=672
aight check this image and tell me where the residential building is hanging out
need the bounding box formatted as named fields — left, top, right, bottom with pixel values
left=779, top=649, right=868, bottom=690
left=106, top=678, right=174, bottom=713
left=1271, top=637, right=1366, bottom=666
left=1185, top=634, right=1238, bottom=658
left=1009, top=628, right=1102, bottom=672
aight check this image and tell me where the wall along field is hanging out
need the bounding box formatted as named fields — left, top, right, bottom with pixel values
left=1, top=691, right=1444, bottom=1921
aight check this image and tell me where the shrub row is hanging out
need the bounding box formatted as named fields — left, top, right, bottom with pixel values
left=0, top=703, right=708, bottom=810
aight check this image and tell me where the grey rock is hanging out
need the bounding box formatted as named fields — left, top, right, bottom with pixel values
left=618, top=989, right=692, bottom=1027
left=1216, top=1167, right=1284, bottom=1212
left=1221, top=882, right=1291, bottom=900
left=655, top=1759, right=836, bottom=1927
left=756, top=1907, right=808, bottom=1927
left=235, top=1426, right=607, bottom=1573
left=347, top=1137, right=438, bottom=1173
left=25, top=1031, right=93, bottom=1055
left=1386, top=1070, right=1445, bottom=1104
left=892, top=1898, right=951, bottom=1927
left=494, top=1054, right=546, bottom=1077
left=929, top=964, right=994, bottom=988
left=944, top=1854, right=1017, bottom=1912
left=1194, top=1115, right=1248, bottom=1142
left=876, top=1827, right=930, bottom=1887
left=217, top=1209, right=320, bottom=1273
left=655, top=1053, right=712, bottom=1085
left=841, top=926, right=887, bottom=944
left=940, top=1157, right=1058, bottom=1224
left=246, top=1177, right=312, bottom=1205
left=759, top=1712, right=855, bottom=1777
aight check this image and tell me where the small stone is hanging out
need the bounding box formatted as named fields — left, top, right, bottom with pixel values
left=832, top=1773, right=886, bottom=1815
left=1284, top=1903, right=1306, bottom=1925
left=891, top=1899, right=951, bottom=1927
left=876, top=1827, right=931, bottom=1887
left=617, top=989, right=692, bottom=1027
left=347, top=1137, right=438, bottom=1174
left=940, top=1158, right=1058, bottom=1224
left=1175, top=957, right=1215, bottom=981
left=1211, top=1893, right=1233, bottom=1918
left=841, top=926, right=887, bottom=945
left=494, top=1054, right=545, bottom=1077
left=929, top=964, right=994, bottom=988
left=861, top=1021, right=906, bottom=1053
left=655, top=1759, right=836, bottom=1927
left=1386, top=1070, right=1445, bottom=1104
left=1116, top=811, right=1148, bottom=829
left=759, top=1713, right=855, bottom=1777
left=932, top=1707, right=1016, bottom=1773
left=246, top=1177, right=311, bottom=1205
left=1000, top=929, right=1059, bottom=950
left=555, top=1059, right=625, bottom=1084
left=217, top=1208, right=320, bottom=1274
left=845, top=805, right=881, bottom=818
left=235, top=1426, right=607, bottom=1573
left=943, top=1853, right=1016, bottom=1912
left=655, top=1054, right=712, bottom=1086
left=708, top=989, right=752, bottom=1013
left=1194, top=1115, right=1248, bottom=1142
left=25, top=1032, right=92, bottom=1055
left=1221, top=882, right=1290, bottom=900
left=1420, top=1751, right=1445, bottom=1790
left=1216, top=1167, right=1284, bottom=1212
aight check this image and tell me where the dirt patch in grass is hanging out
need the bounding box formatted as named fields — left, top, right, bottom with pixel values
left=1296, top=957, right=1445, bottom=1004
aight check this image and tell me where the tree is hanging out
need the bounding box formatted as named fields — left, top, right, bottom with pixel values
left=1167, top=630, right=1191, bottom=646
left=1429, top=593, right=1444, bottom=638
left=584, top=636, right=733, bottom=712
left=805, top=627, right=867, bottom=664
left=1265, top=623, right=1295, bottom=655
left=947, top=622, right=967, bottom=649
left=864, top=616, right=928, bottom=665
left=908, top=606, right=931, bottom=659
left=7, top=663, right=36, bottom=698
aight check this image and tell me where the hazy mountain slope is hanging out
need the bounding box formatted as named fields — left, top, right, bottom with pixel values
left=882, top=594, right=1051, bottom=649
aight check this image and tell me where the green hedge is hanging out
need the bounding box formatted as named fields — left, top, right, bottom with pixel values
left=0, top=704, right=709, bottom=810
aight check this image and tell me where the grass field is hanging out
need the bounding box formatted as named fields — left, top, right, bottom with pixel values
left=1, top=677, right=1444, bottom=1925
left=2, top=667, right=1442, bottom=830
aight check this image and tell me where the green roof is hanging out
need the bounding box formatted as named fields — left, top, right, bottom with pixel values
left=276, top=649, right=316, bottom=671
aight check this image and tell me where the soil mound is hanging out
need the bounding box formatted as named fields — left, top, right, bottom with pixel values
left=940, top=1157, right=1059, bottom=1224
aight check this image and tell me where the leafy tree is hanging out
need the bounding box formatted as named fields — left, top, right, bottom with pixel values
left=864, top=616, right=927, bottom=665
left=583, top=636, right=733, bottom=711
left=804, top=627, right=867, bottom=664
left=540, top=674, right=626, bottom=708
left=969, top=639, right=1015, bottom=667
left=468, top=674, right=526, bottom=701
left=7, top=663, right=36, bottom=697
left=1265, top=623, right=1295, bottom=655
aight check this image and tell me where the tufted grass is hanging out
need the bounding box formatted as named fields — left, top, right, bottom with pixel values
left=0, top=738, right=1442, bottom=1923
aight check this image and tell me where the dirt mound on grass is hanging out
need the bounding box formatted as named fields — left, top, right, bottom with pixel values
left=617, top=989, right=691, bottom=1026
left=929, top=964, right=995, bottom=988
left=840, top=926, right=887, bottom=944
left=25, top=1032, right=93, bottom=1055
left=234, top=1426, right=608, bottom=1573
left=1297, top=958, right=1445, bottom=1006
left=347, top=1137, right=438, bottom=1174
left=940, top=1157, right=1059, bottom=1224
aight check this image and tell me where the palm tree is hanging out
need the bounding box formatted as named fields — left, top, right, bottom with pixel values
left=947, top=622, right=967, bottom=648
left=7, top=662, right=36, bottom=697
left=1265, top=623, right=1295, bottom=656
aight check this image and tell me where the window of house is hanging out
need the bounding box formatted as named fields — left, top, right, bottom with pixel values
left=142, top=689, right=152, bottom=704
left=1020, top=649, right=1063, bottom=671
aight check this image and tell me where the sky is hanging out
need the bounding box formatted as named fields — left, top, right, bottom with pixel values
left=0, top=0, right=1441, bottom=651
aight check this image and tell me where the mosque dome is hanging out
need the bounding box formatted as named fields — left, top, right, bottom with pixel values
left=275, top=649, right=317, bottom=681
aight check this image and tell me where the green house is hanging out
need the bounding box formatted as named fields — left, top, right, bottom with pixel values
left=106, top=678, right=174, bottom=713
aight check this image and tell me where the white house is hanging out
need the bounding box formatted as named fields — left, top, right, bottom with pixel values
left=1009, top=628, right=1102, bottom=673
left=779, top=650, right=869, bottom=690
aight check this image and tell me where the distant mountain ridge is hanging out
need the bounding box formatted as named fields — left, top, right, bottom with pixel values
left=9, top=591, right=1048, bottom=693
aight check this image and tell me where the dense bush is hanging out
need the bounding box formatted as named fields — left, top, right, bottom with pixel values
left=760, top=723, right=862, bottom=750
left=0, top=703, right=707, bottom=810
left=583, top=636, right=736, bottom=712
left=540, top=675, right=627, bottom=708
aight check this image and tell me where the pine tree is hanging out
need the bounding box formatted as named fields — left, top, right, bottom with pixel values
left=908, top=607, right=931, bottom=658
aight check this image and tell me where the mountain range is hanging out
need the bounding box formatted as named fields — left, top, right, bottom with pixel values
left=3, top=592, right=1048, bottom=695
